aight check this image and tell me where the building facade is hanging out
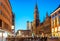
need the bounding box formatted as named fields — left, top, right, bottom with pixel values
left=32, top=3, right=40, bottom=36
left=29, top=3, right=51, bottom=37
left=16, top=30, right=32, bottom=37
left=11, top=13, right=15, bottom=36
left=0, top=0, right=12, bottom=33
left=27, top=21, right=32, bottom=30
left=0, top=0, right=14, bottom=41
left=51, top=5, right=60, bottom=37
left=40, top=13, right=51, bottom=37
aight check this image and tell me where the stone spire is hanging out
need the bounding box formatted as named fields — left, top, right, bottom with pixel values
left=46, top=12, right=49, bottom=18
left=34, top=1, right=40, bottom=27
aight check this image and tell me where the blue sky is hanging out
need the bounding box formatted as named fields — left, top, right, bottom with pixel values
left=10, top=0, right=60, bottom=31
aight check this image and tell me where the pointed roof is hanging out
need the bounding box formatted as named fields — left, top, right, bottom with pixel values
left=51, top=5, right=60, bottom=15
left=34, top=1, right=38, bottom=13
left=35, top=3, right=38, bottom=9
left=46, top=12, right=49, bottom=18
left=57, top=5, right=60, bottom=8
left=35, top=0, right=38, bottom=9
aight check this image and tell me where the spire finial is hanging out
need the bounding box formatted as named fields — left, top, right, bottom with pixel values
left=46, top=12, right=49, bottom=18
left=35, top=0, right=38, bottom=9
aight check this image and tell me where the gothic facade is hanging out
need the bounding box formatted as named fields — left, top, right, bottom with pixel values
left=51, top=5, right=60, bottom=37
left=32, top=4, right=51, bottom=37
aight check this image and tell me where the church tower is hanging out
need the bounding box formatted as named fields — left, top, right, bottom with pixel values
left=34, top=3, right=40, bottom=27
left=32, top=2, right=40, bottom=36
left=46, top=12, right=49, bottom=18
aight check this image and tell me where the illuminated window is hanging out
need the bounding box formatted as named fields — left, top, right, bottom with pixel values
left=55, top=17, right=57, bottom=27
left=55, top=27, right=57, bottom=32
left=55, top=33, right=58, bottom=37
left=58, top=26, right=60, bottom=31
left=54, top=20, right=55, bottom=27
left=12, top=26, right=14, bottom=29
left=58, top=32, right=60, bottom=37
left=52, top=28, right=54, bottom=32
